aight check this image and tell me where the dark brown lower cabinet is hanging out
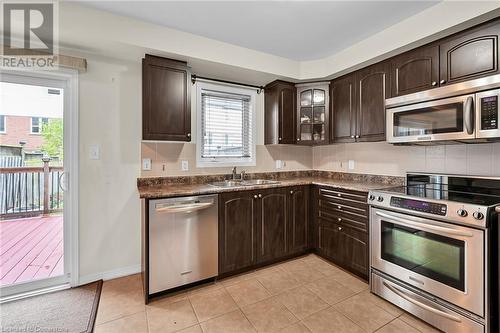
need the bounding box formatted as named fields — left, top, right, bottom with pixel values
left=218, top=191, right=257, bottom=274
left=314, top=186, right=369, bottom=280
left=219, top=186, right=310, bottom=276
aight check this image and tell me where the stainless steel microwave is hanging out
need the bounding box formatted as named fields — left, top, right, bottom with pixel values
left=386, top=75, right=500, bottom=144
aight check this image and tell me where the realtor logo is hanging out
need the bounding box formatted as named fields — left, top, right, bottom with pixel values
left=1, top=1, right=58, bottom=69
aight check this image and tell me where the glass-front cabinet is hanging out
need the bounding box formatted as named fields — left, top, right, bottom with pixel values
left=296, top=82, right=330, bottom=145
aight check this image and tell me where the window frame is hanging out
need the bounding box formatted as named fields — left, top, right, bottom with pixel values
left=0, top=115, right=5, bottom=133
left=196, top=81, right=257, bottom=168
left=31, top=117, right=48, bottom=134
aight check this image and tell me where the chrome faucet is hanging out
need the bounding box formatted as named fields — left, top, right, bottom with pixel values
left=231, top=167, right=237, bottom=180
left=240, top=170, right=246, bottom=181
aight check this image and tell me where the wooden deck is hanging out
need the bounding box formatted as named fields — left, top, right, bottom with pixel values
left=0, top=215, right=63, bottom=287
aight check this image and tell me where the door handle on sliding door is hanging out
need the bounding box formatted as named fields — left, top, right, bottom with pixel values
left=464, top=96, right=474, bottom=135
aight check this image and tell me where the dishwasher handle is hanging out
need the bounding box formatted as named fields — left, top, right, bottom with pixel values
left=155, top=201, right=214, bottom=214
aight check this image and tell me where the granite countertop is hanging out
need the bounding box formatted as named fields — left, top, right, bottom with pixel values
left=137, top=173, right=402, bottom=199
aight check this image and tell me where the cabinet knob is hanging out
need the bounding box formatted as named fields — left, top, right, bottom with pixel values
left=278, top=137, right=282, bottom=141
left=338, top=218, right=342, bottom=222
left=187, top=133, right=191, bottom=138
left=355, top=135, right=360, bottom=139
left=431, top=81, right=437, bottom=86
left=254, top=195, right=258, bottom=199
left=350, top=135, right=355, bottom=138
left=337, top=205, right=342, bottom=210
left=338, top=226, right=342, bottom=231
left=258, top=194, right=262, bottom=198
left=440, top=79, right=446, bottom=84
left=297, top=138, right=300, bottom=141
left=290, top=190, right=294, bottom=194
left=337, top=193, right=341, bottom=197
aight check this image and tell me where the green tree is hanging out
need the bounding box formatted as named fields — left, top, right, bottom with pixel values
left=41, top=119, right=63, bottom=160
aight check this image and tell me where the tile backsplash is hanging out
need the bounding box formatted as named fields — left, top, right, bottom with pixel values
left=141, top=141, right=500, bottom=178
left=313, top=141, right=500, bottom=177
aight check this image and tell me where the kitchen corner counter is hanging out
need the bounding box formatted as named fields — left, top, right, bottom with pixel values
left=137, top=172, right=404, bottom=199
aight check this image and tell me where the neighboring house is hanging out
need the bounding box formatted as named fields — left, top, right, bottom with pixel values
left=0, top=115, right=50, bottom=152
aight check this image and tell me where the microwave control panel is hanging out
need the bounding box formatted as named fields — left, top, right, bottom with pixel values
left=480, top=95, right=498, bottom=130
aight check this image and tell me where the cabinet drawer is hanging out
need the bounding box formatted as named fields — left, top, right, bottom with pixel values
left=318, top=209, right=367, bottom=232
left=318, top=199, right=368, bottom=219
left=318, top=187, right=368, bottom=205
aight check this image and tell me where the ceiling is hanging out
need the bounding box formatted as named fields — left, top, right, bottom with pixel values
left=79, top=1, right=439, bottom=61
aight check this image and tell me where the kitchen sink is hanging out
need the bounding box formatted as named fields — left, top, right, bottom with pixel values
left=241, top=179, right=280, bottom=186
left=209, top=180, right=244, bottom=188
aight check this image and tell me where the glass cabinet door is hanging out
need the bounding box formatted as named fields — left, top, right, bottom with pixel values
left=297, top=85, right=329, bottom=144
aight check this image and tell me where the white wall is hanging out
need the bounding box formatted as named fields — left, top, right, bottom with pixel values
left=78, top=57, right=142, bottom=281
left=313, top=142, right=500, bottom=177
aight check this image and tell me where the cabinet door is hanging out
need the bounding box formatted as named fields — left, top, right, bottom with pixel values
left=330, top=74, right=356, bottom=143
left=279, top=86, right=296, bottom=144
left=317, top=222, right=344, bottom=265
left=143, top=55, right=191, bottom=141
left=256, top=188, right=288, bottom=263
left=297, top=85, right=330, bottom=145
left=440, top=21, right=500, bottom=86
left=288, top=186, right=309, bottom=254
left=342, top=226, right=369, bottom=279
left=391, top=45, right=439, bottom=96
left=356, top=61, right=391, bottom=142
left=219, top=192, right=256, bottom=274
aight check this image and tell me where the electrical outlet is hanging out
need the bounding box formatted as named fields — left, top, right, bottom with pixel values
left=275, top=160, right=283, bottom=169
left=89, top=145, right=100, bottom=160
left=348, top=160, right=355, bottom=170
left=142, top=158, right=152, bottom=171
left=181, top=160, right=189, bottom=171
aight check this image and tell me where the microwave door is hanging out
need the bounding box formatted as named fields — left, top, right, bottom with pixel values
left=476, top=89, right=500, bottom=139
left=386, top=94, right=476, bottom=144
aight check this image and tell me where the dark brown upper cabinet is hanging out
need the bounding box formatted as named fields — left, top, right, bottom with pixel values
left=439, top=20, right=500, bottom=86
left=391, top=44, right=439, bottom=96
left=355, top=61, right=391, bottom=142
left=296, top=83, right=330, bottom=145
left=331, top=73, right=356, bottom=143
left=264, top=80, right=296, bottom=144
left=142, top=55, right=191, bottom=141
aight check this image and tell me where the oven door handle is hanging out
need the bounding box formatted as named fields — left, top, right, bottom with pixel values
left=383, top=282, right=462, bottom=323
left=375, top=211, right=473, bottom=237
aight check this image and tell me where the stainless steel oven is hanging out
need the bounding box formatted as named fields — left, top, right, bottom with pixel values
left=386, top=74, right=500, bottom=144
left=370, top=207, right=485, bottom=317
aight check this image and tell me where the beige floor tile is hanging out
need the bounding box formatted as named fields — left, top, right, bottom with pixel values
left=276, top=286, right=329, bottom=320
left=305, top=277, right=356, bottom=305
left=399, top=313, right=442, bottom=333
left=225, top=279, right=271, bottom=307
left=177, top=325, right=203, bottom=333
left=242, top=297, right=298, bottom=333
left=376, top=318, right=420, bottom=333
left=301, top=257, right=344, bottom=277
left=200, top=310, right=256, bottom=333
left=219, top=271, right=257, bottom=287
left=334, top=294, right=395, bottom=332
left=279, top=322, right=312, bottom=333
left=146, top=298, right=198, bottom=333
left=358, top=290, right=403, bottom=317
left=96, top=275, right=145, bottom=324
left=330, top=271, right=369, bottom=293
left=301, top=307, right=364, bottom=333
left=254, top=264, right=284, bottom=277
left=257, top=270, right=302, bottom=295
left=280, top=260, right=326, bottom=284
left=189, top=288, right=238, bottom=322
left=150, top=290, right=188, bottom=305
left=94, top=311, right=148, bottom=333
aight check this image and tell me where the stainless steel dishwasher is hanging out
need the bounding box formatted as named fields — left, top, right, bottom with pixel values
left=149, top=194, right=218, bottom=294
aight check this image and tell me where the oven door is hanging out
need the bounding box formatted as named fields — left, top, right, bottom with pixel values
left=370, top=208, right=484, bottom=316
left=386, top=94, right=475, bottom=143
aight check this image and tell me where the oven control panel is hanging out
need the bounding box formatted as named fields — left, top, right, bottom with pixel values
left=390, top=197, right=447, bottom=216
left=480, top=95, right=498, bottom=130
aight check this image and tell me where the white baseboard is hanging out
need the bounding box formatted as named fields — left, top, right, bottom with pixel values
left=78, top=264, right=141, bottom=285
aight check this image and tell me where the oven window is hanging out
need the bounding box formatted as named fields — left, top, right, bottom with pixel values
left=393, top=103, right=464, bottom=137
left=381, top=221, right=465, bottom=291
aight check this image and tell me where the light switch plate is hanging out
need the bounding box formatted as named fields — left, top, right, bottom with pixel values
left=89, top=145, right=100, bottom=160
left=142, top=158, right=152, bottom=171
left=276, top=160, right=283, bottom=169
left=348, top=160, right=355, bottom=170
left=181, top=160, right=189, bottom=171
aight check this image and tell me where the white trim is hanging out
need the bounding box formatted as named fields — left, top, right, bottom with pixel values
left=78, top=265, right=141, bottom=285
left=195, top=81, right=257, bottom=168
left=0, top=68, right=80, bottom=295
left=1, top=283, right=70, bottom=304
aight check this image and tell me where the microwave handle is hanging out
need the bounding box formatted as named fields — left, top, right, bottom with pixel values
left=464, top=96, right=474, bottom=135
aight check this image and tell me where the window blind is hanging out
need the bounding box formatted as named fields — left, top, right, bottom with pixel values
left=200, top=89, right=253, bottom=159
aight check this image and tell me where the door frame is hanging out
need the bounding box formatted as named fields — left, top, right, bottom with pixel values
left=0, top=68, right=79, bottom=300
